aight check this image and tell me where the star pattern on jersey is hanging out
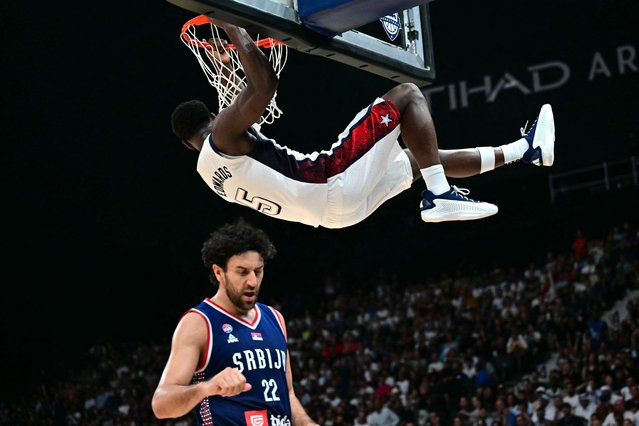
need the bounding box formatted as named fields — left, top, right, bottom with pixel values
left=380, top=113, right=393, bottom=127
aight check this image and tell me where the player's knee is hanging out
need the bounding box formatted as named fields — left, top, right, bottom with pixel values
left=384, top=82, right=424, bottom=112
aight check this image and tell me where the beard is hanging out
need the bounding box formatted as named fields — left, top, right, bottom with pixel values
left=224, top=274, right=259, bottom=312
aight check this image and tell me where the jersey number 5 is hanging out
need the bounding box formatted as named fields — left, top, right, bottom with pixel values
left=235, top=188, right=282, bottom=216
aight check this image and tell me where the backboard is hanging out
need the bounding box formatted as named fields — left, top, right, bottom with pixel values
left=166, top=0, right=436, bottom=86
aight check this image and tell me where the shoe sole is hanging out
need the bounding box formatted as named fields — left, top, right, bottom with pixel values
left=421, top=200, right=499, bottom=223
left=532, top=104, right=555, bottom=166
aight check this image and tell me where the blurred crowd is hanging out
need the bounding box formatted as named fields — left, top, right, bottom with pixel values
left=2, top=220, right=637, bottom=425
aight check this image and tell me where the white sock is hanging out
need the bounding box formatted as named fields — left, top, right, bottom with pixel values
left=499, top=138, right=529, bottom=164
left=420, top=164, right=450, bottom=195
left=477, top=147, right=495, bottom=174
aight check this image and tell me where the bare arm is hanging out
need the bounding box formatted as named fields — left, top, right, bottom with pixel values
left=209, top=19, right=279, bottom=155
left=279, top=315, right=318, bottom=426
left=151, top=312, right=252, bottom=419
left=205, top=37, right=246, bottom=93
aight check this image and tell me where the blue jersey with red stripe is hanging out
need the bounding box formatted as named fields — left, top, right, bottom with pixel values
left=189, top=299, right=291, bottom=426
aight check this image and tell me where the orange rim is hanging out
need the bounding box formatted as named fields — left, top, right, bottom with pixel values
left=181, top=15, right=286, bottom=50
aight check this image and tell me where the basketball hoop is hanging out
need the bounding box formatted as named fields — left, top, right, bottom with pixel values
left=180, top=15, right=288, bottom=128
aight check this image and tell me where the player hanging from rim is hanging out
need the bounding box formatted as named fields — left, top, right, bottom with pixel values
left=171, top=18, right=555, bottom=229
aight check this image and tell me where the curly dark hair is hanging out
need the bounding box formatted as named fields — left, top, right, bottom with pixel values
left=201, top=218, right=277, bottom=285
left=170, top=99, right=212, bottom=141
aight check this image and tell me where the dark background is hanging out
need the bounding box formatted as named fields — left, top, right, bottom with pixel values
left=3, top=0, right=638, bottom=400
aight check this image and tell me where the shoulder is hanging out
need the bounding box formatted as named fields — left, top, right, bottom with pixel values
left=173, top=310, right=210, bottom=344
left=210, top=110, right=260, bottom=156
left=262, top=303, right=285, bottom=321
left=260, top=303, right=288, bottom=336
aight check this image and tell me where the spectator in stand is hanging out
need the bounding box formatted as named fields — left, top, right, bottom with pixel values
left=546, top=369, right=564, bottom=398
left=374, top=375, right=393, bottom=400
left=563, top=379, right=581, bottom=410
left=572, top=229, right=589, bottom=261
left=506, top=326, right=529, bottom=378
left=590, top=413, right=603, bottom=426
left=531, top=404, right=548, bottom=426
left=466, top=395, right=483, bottom=425
left=620, top=377, right=637, bottom=403
left=490, top=397, right=510, bottom=426
left=366, top=395, right=400, bottom=426
left=556, top=402, right=587, bottom=426
left=600, top=376, right=623, bottom=405
left=533, top=387, right=548, bottom=412
left=547, top=394, right=563, bottom=424
left=353, top=406, right=370, bottom=425
left=476, top=406, right=492, bottom=426
left=575, top=393, right=597, bottom=422
left=627, top=399, right=639, bottom=426
left=602, top=399, right=632, bottom=426
left=457, top=396, right=474, bottom=424
left=594, top=386, right=614, bottom=424
left=531, top=393, right=552, bottom=425
left=515, top=411, right=533, bottom=426
left=452, top=415, right=465, bottom=426
left=426, top=411, right=443, bottom=426
left=587, top=309, right=609, bottom=351
left=475, top=359, right=495, bottom=390
left=509, top=400, right=532, bottom=426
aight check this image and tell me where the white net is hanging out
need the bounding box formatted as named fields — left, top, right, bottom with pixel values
left=181, top=16, right=288, bottom=128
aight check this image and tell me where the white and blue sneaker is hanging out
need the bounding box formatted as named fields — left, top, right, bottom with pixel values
left=420, top=186, right=498, bottom=223
left=522, top=104, right=555, bottom=166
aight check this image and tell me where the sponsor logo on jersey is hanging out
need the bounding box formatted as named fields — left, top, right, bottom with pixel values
left=269, top=414, right=291, bottom=426
left=227, top=334, right=239, bottom=344
left=222, top=323, right=233, bottom=333
left=251, top=332, right=263, bottom=341
left=244, top=409, right=268, bottom=426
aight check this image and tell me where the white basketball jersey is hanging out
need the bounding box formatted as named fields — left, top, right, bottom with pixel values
left=196, top=99, right=411, bottom=228
left=197, top=127, right=328, bottom=227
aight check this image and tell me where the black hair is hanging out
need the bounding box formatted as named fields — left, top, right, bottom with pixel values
left=170, top=99, right=212, bottom=141
left=201, top=217, right=277, bottom=285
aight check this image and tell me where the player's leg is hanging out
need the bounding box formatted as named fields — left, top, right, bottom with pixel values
left=403, top=104, right=555, bottom=179
left=383, top=83, right=498, bottom=222
left=439, top=104, right=555, bottom=177
left=438, top=148, right=504, bottom=178
left=404, top=148, right=505, bottom=180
